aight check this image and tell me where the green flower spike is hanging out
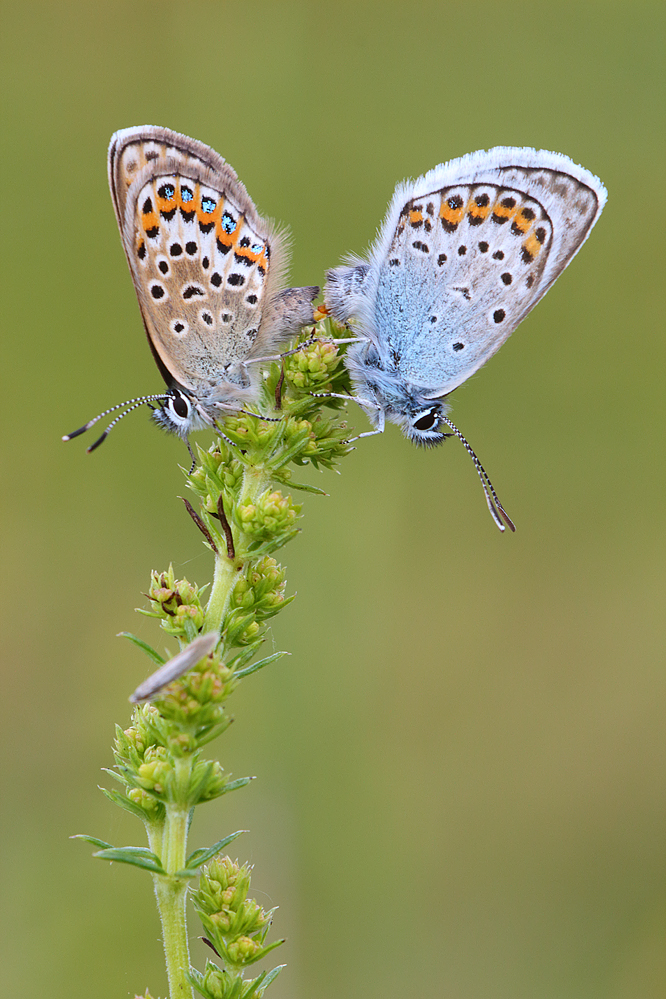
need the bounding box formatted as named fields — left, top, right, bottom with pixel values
left=74, top=322, right=356, bottom=999
left=189, top=857, right=285, bottom=999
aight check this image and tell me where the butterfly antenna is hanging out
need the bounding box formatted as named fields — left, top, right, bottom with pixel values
left=86, top=397, right=169, bottom=453
left=440, top=416, right=516, bottom=533
left=63, top=394, right=170, bottom=443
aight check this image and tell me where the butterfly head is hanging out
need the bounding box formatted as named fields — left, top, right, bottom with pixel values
left=384, top=398, right=447, bottom=447
left=345, top=346, right=449, bottom=446
left=153, top=388, right=210, bottom=438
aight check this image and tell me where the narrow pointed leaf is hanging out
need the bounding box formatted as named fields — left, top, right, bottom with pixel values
left=239, top=937, right=285, bottom=968
left=117, top=632, right=165, bottom=666
left=71, top=834, right=115, bottom=850
left=234, top=651, right=289, bottom=679
left=186, top=967, right=206, bottom=996
left=277, top=479, right=327, bottom=495
left=221, top=776, right=253, bottom=794
left=240, top=529, right=300, bottom=559
left=196, top=719, right=234, bottom=748
left=183, top=617, right=199, bottom=643
left=181, top=830, right=246, bottom=874
left=100, top=768, right=130, bottom=786
left=227, top=644, right=264, bottom=671
left=259, top=965, right=286, bottom=989
left=100, top=786, right=154, bottom=821
left=241, top=971, right=270, bottom=998
left=93, top=846, right=166, bottom=874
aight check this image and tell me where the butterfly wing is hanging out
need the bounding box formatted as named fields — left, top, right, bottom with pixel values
left=328, top=148, right=606, bottom=397
left=108, top=127, right=314, bottom=398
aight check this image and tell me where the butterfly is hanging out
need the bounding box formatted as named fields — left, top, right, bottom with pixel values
left=64, top=126, right=318, bottom=452
left=324, top=147, right=607, bottom=530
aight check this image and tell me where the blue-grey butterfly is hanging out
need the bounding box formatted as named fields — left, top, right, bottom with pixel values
left=64, top=126, right=317, bottom=452
left=325, top=147, right=607, bottom=530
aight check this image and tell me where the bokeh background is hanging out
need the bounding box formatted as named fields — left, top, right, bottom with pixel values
left=2, top=2, right=664, bottom=997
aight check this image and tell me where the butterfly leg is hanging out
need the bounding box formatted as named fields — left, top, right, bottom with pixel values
left=309, top=390, right=384, bottom=442
left=274, top=359, right=286, bottom=410
left=236, top=409, right=281, bottom=423
left=246, top=335, right=367, bottom=368
left=344, top=427, right=383, bottom=443
left=310, top=391, right=380, bottom=407
left=209, top=401, right=276, bottom=422
left=242, top=327, right=321, bottom=367
left=343, top=408, right=386, bottom=443
left=283, top=334, right=366, bottom=356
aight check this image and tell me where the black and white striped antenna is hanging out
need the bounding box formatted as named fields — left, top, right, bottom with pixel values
left=62, top=394, right=170, bottom=452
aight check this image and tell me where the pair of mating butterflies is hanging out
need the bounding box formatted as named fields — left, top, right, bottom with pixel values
left=65, top=126, right=607, bottom=531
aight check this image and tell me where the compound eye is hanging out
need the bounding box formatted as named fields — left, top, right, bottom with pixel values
left=413, top=408, right=439, bottom=432
left=170, top=392, right=190, bottom=419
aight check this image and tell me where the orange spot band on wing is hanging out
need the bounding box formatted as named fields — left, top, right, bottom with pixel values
left=141, top=211, right=160, bottom=232
left=511, top=208, right=533, bottom=234
left=154, top=183, right=177, bottom=214
left=522, top=232, right=543, bottom=260
left=235, top=246, right=260, bottom=264
left=177, top=182, right=201, bottom=214
left=257, top=248, right=269, bottom=272
left=195, top=189, right=224, bottom=227
left=439, top=197, right=465, bottom=227
left=466, top=198, right=491, bottom=222
left=214, top=206, right=240, bottom=250
left=491, top=201, right=516, bottom=220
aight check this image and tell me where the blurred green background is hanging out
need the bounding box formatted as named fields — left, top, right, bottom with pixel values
left=2, top=1, right=664, bottom=996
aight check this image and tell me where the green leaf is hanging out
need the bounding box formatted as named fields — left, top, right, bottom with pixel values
left=238, top=937, right=285, bottom=968
left=240, top=529, right=300, bottom=559
left=92, top=846, right=166, bottom=874
left=258, top=965, right=286, bottom=990
left=221, top=776, right=253, bottom=794
left=186, top=967, right=207, bottom=998
left=240, top=970, right=272, bottom=998
left=100, top=786, right=155, bottom=821
left=239, top=966, right=286, bottom=997
left=180, top=830, right=246, bottom=875
left=71, top=834, right=115, bottom=850
left=234, top=651, right=289, bottom=679
left=118, top=632, right=166, bottom=665
left=100, top=767, right=127, bottom=785
left=183, top=618, right=200, bottom=643
left=275, top=478, right=327, bottom=495
left=196, top=719, right=234, bottom=748
left=265, top=436, right=312, bottom=471
left=227, top=645, right=264, bottom=672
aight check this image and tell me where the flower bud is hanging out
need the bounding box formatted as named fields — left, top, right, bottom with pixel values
left=227, top=935, right=260, bottom=963
left=235, top=490, right=301, bottom=542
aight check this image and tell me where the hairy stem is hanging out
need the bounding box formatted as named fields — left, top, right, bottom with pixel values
left=153, top=872, right=192, bottom=999
left=204, top=552, right=238, bottom=634
left=148, top=758, right=194, bottom=998
left=203, top=462, right=273, bottom=633
left=240, top=464, right=272, bottom=505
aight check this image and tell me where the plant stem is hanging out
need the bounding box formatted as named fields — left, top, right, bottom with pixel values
left=204, top=552, right=238, bottom=633
left=203, top=463, right=273, bottom=633
left=241, top=464, right=272, bottom=505
left=148, top=758, right=194, bottom=998
left=153, top=871, right=192, bottom=999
